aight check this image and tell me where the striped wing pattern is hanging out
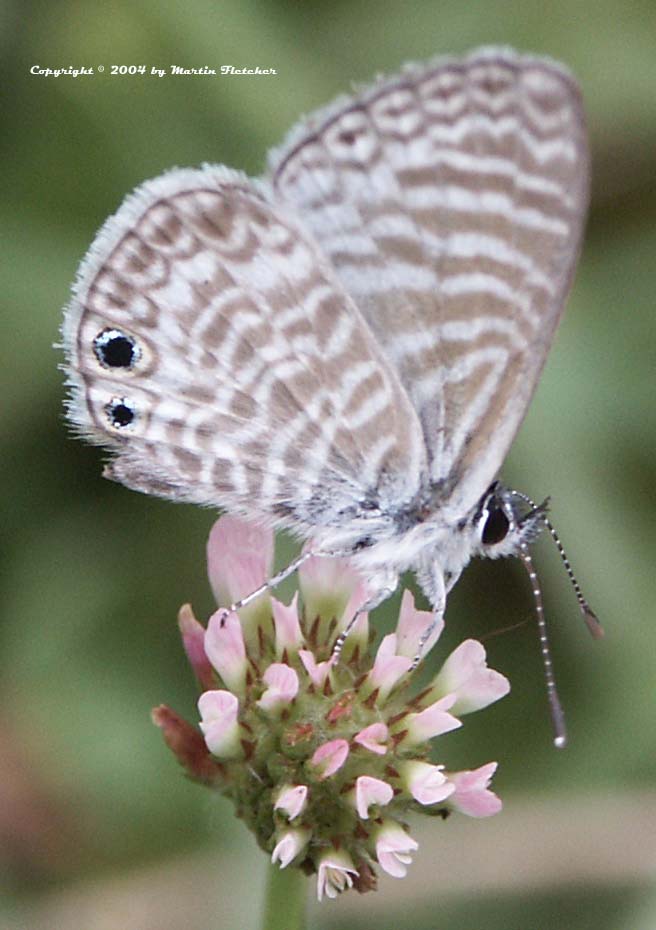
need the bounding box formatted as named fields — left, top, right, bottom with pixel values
left=64, top=167, right=425, bottom=533
left=270, top=48, right=589, bottom=518
left=64, top=47, right=588, bottom=546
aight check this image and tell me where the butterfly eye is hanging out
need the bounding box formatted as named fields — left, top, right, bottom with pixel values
left=482, top=507, right=510, bottom=545
left=93, top=328, right=140, bottom=370
left=105, top=397, right=136, bottom=429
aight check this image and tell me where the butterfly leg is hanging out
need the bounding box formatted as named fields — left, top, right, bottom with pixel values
left=218, top=546, right=365, bottom=618
left=410, top=606, right=445, bottom=670
left=217, top=550, right=316, bottom=618
left=411, top=566, right=447, bottom=669
left=331, top=568, right=399, bottom=661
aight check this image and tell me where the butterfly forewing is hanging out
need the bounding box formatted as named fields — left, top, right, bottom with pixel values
left=64, top=167, right=425, bottom=532
left=270, top=48, right=589, bottom=518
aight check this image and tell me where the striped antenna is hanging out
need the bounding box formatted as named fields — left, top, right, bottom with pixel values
left=510, top=490, right=603, bottom=639
left=519, top=541, right=568, bottom=748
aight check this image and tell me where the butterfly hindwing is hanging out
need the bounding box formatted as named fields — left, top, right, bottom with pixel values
left=63, top=167, right=425, bottom=534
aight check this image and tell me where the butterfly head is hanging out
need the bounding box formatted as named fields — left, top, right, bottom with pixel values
left=471, top=482, right=548, bottom=561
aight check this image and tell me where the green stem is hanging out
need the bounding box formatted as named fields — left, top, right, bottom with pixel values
left=261, top=862, right=307, bottom=930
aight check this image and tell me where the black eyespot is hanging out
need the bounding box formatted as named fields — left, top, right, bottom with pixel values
left=482, top=507, right=510, bottom=545
left=94, top=328, right=140, bottom=369
left=105, top=397, right=136, bottom=429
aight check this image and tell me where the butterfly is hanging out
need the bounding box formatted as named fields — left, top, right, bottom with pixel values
left=63, top=48, right=597, bottom=741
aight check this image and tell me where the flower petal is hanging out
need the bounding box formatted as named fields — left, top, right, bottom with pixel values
left=204, top=609, right=247, bottom=695
left=310, top=738, right=349, bottom=779
left=300, top=549, right=364, bottom=627
left=197, top=690, right=242, bottom=760
left=257, top=663, right=299, bottom=714
left=207, top=516, right=274, bottom=607
left=299, top=649, right=335, bottom=688
left=366, top=634, right=412, bottom=703
left=335, top=578, right=370, bottom=634
left=353, top=722, right=389, bottom=755
left=177, top=604, right=214, bottom=690
left=271, top=594, right=304, bottom=657
left=374, top=633, right=398, bottom=660
left=430, top=639, right=510, bottom=714
left=354, top=775, right=394, bottom=819
left=394, top=589, right=444, bottom=658
left=447, top=762, right=502, bottom=817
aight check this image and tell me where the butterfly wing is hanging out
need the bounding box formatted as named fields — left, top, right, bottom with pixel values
left=269, top=47, right=589, bottom=519
left=63, top=167, right=426, bottom=536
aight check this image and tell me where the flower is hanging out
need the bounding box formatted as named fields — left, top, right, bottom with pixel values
left=271, top=828, right=311, bottom=868
left=403, top=694, right=462, bottom=745
left=365, top=634, right=413, bottom=704
left=274, top=784, right=308, bottom=821
left=353, top=722, right=389, bottom=755
left=374, top=821, right=419, bottom=878
left=207, top=516, right=273, bottom=612
left=298, top=649, right=334, bottom=688
left=206, top=516, right=273, bottom=645
left=257, top=663, right=299, bottom=715
left=353, top=775, right=394, bottom=819
left=394, top=589, right=444, bottom=658
left=197, top=690, right=242, bottom=760
left=316, top=849, right=359, bottom=901
left=272, top=594, right=304, bottom=657
left=310, top=739, right=349, bottom=779
left=446, top=762, right=503, bottom=817
left=204, top=609, right=247, bottom=695
left=427, top=639, right=510, bottom=714
left=156, top=516, right=510, bottom=900
left=402, top=761, right=454, bottom=806
left=178, top=604, right=215, bottom=690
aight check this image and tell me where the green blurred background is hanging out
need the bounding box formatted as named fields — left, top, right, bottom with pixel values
left=2, top=1, right=655, bottom=927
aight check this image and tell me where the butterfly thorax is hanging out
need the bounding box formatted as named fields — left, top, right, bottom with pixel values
left=307, top=487, right=474, bottom=609
left=321, top=481, right=547, bottom=612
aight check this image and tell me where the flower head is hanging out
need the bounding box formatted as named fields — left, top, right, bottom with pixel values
left=156, top=517, right=509, bottom=901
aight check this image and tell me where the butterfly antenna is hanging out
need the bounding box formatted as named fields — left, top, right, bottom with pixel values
left=510, top=490, right=603, bottom=640
left=518, top=542, right=567, bottom=748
